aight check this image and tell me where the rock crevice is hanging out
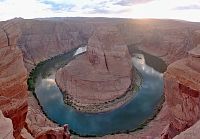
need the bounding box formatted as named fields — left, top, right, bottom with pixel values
left=1, top=28, right=10, bottom=47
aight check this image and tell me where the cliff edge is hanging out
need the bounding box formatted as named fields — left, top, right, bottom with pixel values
left=162, top=45, right=200, bottom=139
left=0, top=20, right=28, bottom=139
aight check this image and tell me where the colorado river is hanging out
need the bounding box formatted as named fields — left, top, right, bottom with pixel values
left=32, top=47, right=164, bottom=136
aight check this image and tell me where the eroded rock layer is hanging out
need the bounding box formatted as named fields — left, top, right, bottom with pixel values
left=17, top=19, right=92, bottom=72
left=162, top=46, right=200, bottom=138
left=0, top=18, right=73, bottom=139
left=56, top=27, right=133, bottom=112
left=0, top=21, right=28, bottom=139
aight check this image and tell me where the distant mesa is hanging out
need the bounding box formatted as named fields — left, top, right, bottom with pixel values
left=56, top=26, right=135, bottom=113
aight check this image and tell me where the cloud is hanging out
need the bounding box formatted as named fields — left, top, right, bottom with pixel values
left=82, top=1, right=130, bottom=15
left=41, top=0, right=75, bottom=12
left=114, top=0, right=155, bottom=6
left=89, top=8, right=111, bottom=14
left=86, top=7, right=130, bottom=14
left=82, top=1, right=109, bottom=14
left=174, top=4, right=200, bottom=10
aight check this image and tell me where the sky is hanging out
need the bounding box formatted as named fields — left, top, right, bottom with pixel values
left=0, top=0, right=200, bottom=22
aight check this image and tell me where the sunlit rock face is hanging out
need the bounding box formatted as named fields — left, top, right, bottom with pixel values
left=56, top=26, right=133, bottom=113
left=120, top=19, right=200, bottom=65
left=162, top=46, right=200, bottom=138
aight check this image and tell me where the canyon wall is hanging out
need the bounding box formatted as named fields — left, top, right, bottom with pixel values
left=32, top=18, right=200, bottom=65
left=162, top=46, right=200, bottom=139
left=0, top=18, right=76, bottom=139
left=118, top=19, right=200, bottom=64
left=16, top=19, right=94, bottom=72
left=0, top=21, right=28, bottom=139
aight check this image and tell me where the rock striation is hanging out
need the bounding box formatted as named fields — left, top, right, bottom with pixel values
left=120, top=19, right=200, bottom=65
left=56, top=26, right=134, bottom=113
left=0, top=21, right=28, bottom=139
left=0, top=18, right=71, bottom=139
left=162, top=46, right=200, bottom=138
left=17, top=19, right=92, bottom=72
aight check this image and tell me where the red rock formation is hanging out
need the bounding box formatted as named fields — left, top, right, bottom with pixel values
left=119, top=19, right=200, bottom=65
left=56, top=26, right=133, bottom=112
left=0, top=19, right=71, bottom=139
left=162, top=46, right=200, bottom=138
left=0, top=21, right=28, bottom=139
left=17, top=19, right=94, bottom=72
left=0, top=110, right=14, bottom=139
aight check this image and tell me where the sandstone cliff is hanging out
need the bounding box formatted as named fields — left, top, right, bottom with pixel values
left=162, top=46, right=200, bottom=138
left=118, top=19, right=200, bottom=64
left=0, top=21, right=28, bottom=139
left=0, top=18, right=75, bottom=139
left=18, top=19, right=94, bottom=71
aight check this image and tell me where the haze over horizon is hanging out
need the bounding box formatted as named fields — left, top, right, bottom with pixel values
left=0, top=0, right=200, bottom=22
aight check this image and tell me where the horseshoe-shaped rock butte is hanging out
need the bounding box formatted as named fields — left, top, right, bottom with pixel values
left=55, top=27, right=135, bottom=113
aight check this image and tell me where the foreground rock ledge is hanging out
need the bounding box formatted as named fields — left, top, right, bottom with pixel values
left=162, top=45, right=200, bottom=138
left=56, top=27, right=134, bottom=113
